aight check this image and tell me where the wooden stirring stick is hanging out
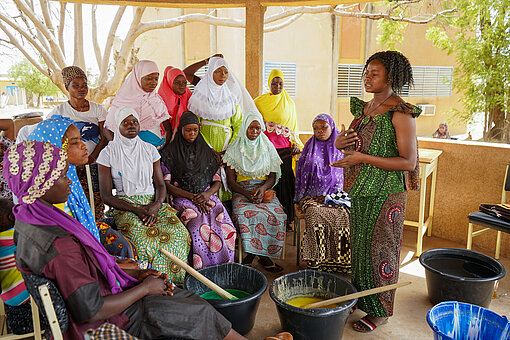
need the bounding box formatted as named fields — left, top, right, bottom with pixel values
left=302, top=281, right=412, bottom=309
left=160, top=249, right=238, bottom=300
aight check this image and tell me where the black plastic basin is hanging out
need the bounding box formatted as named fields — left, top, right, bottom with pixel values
left=419, top=248, right=506, bottom=308
left=184, top=263, right=267, bottom=335
left=269, top=269, right=357, bottom=340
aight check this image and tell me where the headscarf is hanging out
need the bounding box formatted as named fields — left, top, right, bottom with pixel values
left=223, top=112, right=282, bottom=183
left=160, top=111, right=219, bottom=194
left=432, top=122, right=450, bottom=139
left=158, top=66, right=192, bottom=132
left=104, top=107, right=156, bottom=196
left=105, top=60, right=169, bottom=132
left=62, top=66, right=87, bottom=89
left=254, top=69, right=302, bottom=146
left=3, top=140, right=138, bottom=293
left=294, top=113, right=344, bottom=202
left=28, top=116, right=99, bottom=240
left=188, top=57, right=238, bottom=121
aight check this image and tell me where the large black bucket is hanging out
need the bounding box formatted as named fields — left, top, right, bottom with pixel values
left=269, top=269, right=357, bottom=340
left=184, top=263, right=267, bottom=335
left=419, top=248, right=506, bottom=308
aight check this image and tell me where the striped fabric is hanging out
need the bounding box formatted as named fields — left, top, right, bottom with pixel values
left=0, top=228, right=29, bottom=306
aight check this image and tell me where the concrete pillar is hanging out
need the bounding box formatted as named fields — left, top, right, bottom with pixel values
left=245, top=1, right=265, bottom=98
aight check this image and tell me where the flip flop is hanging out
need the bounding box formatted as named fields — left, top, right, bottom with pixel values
left=264, top=331, right=293, bottom=340
left=352, top=316, right=388, bottom=333
left=262, top=262, right=283, bottom=273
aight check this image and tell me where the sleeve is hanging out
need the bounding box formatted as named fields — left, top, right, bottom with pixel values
left=96, top=148, right=111, bottom=167
left=41, top=237, right=104, bottom=323
left=96, top=103, right=108, bottom=122
left=46, top=106, right=60, bottom=119
left=150, top=145, right=161, bottom=162
left=229, top=105, right=243, bottom=144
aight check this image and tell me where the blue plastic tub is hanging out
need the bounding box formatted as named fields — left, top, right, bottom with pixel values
left=427, top=301, right=510, bottom=340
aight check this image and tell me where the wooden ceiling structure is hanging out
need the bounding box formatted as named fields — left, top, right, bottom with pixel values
left=57, top=0, right=379, bottom=96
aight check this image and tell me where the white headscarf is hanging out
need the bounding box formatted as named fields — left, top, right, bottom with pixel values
left=107, top=107, right=156, bottom=196
left=188, top=57, right=239, bottom=120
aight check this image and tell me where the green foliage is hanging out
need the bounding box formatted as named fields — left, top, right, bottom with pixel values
left=8, top=60, right=60, bottom=103
left=426, top=0, right=510, bottom=141
left=377, top=19, right=407, bottom=51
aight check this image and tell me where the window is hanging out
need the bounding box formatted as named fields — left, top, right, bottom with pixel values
left=264, top=62, right=297, bottom=98
left=188, top=65, right=208, bottom=93
left=336, top=64, right=453, bottom=98
left=337, top=64, right=363, bottom=97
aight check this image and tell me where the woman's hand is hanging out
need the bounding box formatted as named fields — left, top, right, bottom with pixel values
left=251, top=187, right=266, bottom=204
left=141, top=275, right=174, bottom=296
left=335, top=124, right=358, bottom=150
left=291, top=144, right=301, bottom=156
left=134, top=206, right=157, bottom=227
left=330, top=150, right=365, bottom=168
left=192, top=192, right=211, bottom=205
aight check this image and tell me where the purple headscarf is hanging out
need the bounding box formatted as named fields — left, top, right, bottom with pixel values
left=294, top=113, right=344, bottom=202
left=3, top=140, right=137, bottom=293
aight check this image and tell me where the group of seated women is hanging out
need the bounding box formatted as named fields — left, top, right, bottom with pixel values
left=0, top=54, right=351, bottom=338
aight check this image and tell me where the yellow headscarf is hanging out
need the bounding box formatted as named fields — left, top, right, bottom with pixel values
left=254, top=69, right=302, bottom=147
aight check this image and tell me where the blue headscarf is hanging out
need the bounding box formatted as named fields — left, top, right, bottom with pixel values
left=28, top=115, right=100, bottom=241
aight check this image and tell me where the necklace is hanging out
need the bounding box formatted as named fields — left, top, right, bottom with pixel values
left=365, top=93, right=395, bottom=117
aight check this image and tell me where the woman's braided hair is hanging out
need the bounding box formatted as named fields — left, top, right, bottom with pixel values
left=363, top=50, right=413, bottom=94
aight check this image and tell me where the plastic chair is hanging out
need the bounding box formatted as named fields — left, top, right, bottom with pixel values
left=467, top=163, right=510, bottom=259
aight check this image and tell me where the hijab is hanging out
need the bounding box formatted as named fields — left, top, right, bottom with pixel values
left=188, top=57, right=238, bottom=121
left=105, top=60, right=169, bottom=132
left=158, top=66, right=192, bottom=132
left=3, top=140, right=138, bottom=293
left=104, top=107, right=156, bottom=196
left=223, top=112, right=282, bottom=183
left=432, top=122, right=450, bottom=139
left=254, top=69, right=301, bottom=144
left=294, top=113, right=344, bottom=202
left=160, top=111, right=219, bottom=194
left=28, top=115, right=99, bottom=241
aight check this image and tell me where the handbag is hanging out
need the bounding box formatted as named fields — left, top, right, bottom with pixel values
left=479, top=204, right=510, bottom=222
left=262, top=190, right=275, bottom=203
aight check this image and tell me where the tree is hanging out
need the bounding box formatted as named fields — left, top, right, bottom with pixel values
left=0, top=0, right=456, bottom=104
left=8, top=59, right=60, bottom=107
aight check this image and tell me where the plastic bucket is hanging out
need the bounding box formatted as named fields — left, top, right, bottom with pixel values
left=427, top=301, right=510, bottom=340
left=269, top=269, right=357, bottom=340
left=419, top=248, right=506, bottom=307
left=184, top=263, right=267, bottom=335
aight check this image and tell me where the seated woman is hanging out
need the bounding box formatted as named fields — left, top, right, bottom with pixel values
left=4, top=140, right=246, bottom=340
left=104, top=60, right=171, bottom=150
left=28, top=116, right=137, bottom=259
left=161, top=111, right=236, bottom=270
left=294, top=113, right=351, bottom=273
left=48, top=66, right=108, bottom=220
left=98, top=107, right=190, bottom=284
left=224, top=113, right=286, bottom=272
left=158, top=66, right=192, bottom=138
left=0, top=119, right=15, bottom=200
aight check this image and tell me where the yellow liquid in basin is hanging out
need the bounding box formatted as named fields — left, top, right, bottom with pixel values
left=285, top=297, right=338, bottom=309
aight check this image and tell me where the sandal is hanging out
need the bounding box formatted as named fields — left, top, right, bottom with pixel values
left=264, top=331, right=293, bottom=340
left=261, top=262, right=283, bottom=273
left=353, top=316, right=388, bottom=333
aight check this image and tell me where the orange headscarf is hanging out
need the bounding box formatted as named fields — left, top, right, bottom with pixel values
left=158, top=66, right=192, bottom=132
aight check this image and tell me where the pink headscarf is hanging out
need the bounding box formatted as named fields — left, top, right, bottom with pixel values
left=105, top=60, right=169, bottom=132
left=158, top=66, right=192, bottom=132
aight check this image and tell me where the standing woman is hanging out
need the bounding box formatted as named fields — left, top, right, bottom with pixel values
left=295, top=113, right=351, bottom=274
left=48, top=66, right=108, bottom=220
left=158, top=66, right=192, bottom=138
left=188, top=57, right=243, bottom=201
left=160, top=111, right=236, bottom=270
left=104, top=60, right=171, bottom=150
left=98, top=107, right=190, bottom=284
left=332, top=51, right=420, bottom=332
left=254, top=69, right=303, bottom=228
left=224, top=113, right=286, bottom=272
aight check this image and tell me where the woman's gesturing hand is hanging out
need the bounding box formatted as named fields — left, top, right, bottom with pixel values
left=334, top=124, right=358, bottom=150
left=330, top=150, right=365, bottom=168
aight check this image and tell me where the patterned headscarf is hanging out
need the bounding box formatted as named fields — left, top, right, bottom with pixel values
left=28, top=115, right=99, bottom=240
left=294, top=113, right=344, bottom=202
left=3, top=140, right=138, bottom=293
left=223, top=112, right=282, bottom=183
left=62, top=66, right=87, bottom=89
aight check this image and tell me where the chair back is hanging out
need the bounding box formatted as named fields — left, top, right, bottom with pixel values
left=21, top=274, right=68, bottom=338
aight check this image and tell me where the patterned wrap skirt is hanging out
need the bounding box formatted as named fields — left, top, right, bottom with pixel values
left=300, top=198, right=351, bottom=273
left=110, top=194, right=191, bottom=284
left=350, top=191, right=407, bottom=317
left=232, top=180, right=287, bottom=259
left=173, top=194, right=236, bottom=270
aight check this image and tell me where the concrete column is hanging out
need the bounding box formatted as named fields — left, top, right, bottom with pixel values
left=245, top=1, right=265, bottom=98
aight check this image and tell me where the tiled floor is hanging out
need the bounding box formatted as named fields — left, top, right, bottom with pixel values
left=241, top=226, right=510, bottom=340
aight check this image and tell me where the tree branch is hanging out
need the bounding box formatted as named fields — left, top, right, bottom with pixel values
left=73, top=3, right=85, bottom=69
left=98, top=5, right=126, bottom=81
left=91, top=5, right=102, bottom=69
left=265, top=5, right=331, bottom=24
left=265, top=13, right=304, bottom=32
left=332, top=6, right=458, bottom=24
left=58, top=2, right=66, bottom=53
